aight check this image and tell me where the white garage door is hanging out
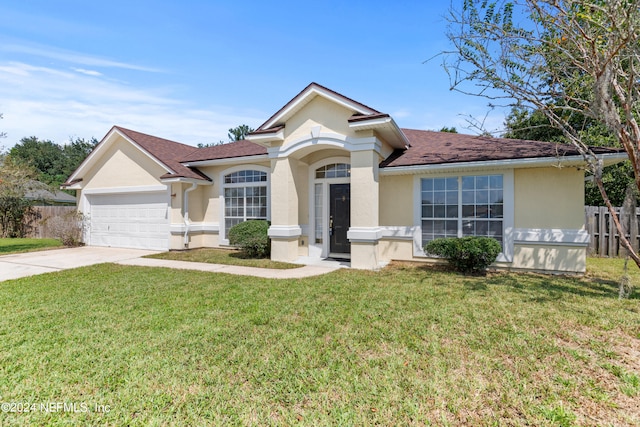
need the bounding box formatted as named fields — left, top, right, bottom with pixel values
left=88, top=192, right=169, bottom=250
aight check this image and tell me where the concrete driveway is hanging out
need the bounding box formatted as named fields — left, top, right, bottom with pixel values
left=0, top=247, right=159, bottom=282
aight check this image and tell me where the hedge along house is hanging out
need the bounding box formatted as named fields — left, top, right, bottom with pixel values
left=63, top=83, right=626, bottom=273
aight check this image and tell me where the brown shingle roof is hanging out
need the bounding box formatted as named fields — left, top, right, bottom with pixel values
left=180, top=139, right=267, bottom=163
left=115, top=127, right=210, bottom=181
left=380, top=129, right=623, bottom=168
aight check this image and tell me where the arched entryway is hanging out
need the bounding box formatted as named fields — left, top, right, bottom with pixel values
left=309, top=157, right=351, bottom=259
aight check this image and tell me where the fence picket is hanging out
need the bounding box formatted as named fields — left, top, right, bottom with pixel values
left=585, top=205, right=640, bottom=257
left=26, top=206, right=77, bottom=239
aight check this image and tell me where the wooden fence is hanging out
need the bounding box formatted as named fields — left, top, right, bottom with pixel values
left=27, top=206, right=77, bottom=239
left=585, top=206, right=640, bottom=257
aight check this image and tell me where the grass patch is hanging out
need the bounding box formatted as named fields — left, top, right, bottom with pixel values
left=0, top=259, right=638, bottom=425
left=0, top=238, right=62, bottom=255
left=147, top=247, right=301, bottom=269
left=587, top=256, right=640, bottom=282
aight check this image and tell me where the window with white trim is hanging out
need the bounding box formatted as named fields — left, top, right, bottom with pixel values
left=223, top=170, right=268, bottom=237
left=315, top=163, right=350, bottom=179
left=421, top=174, right=504, bottom=246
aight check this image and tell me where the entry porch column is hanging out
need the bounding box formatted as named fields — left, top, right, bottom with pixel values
left=348, top=149, right=382, bottom=269
left=268, top=157, right=301, bottom=262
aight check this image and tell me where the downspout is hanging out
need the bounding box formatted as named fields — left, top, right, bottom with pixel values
left=183, top=182, right=198, bottom=248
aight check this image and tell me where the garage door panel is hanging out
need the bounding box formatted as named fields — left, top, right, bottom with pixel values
left=88, top=192, right=169, bottom=250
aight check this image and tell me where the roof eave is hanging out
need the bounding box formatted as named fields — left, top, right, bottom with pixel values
left=379, top=152, right=628, bottom=176
left=160, top=176, right=213, bottom=185
left=245, top=130, right=285, bottom=147
left=349, top=116, right=410, bottom=149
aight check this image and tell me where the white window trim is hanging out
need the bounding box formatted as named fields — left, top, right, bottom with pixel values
left=413, top=170, right=514, bottom=263
left=308, top=156, right=351, bottom=258
left=219, top=165, right=271, bottom=245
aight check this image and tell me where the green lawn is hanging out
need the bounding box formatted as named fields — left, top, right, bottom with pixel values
left=0, top=259, right=638, bottom=426
left=0, top=238, right=62, bottom=254
left=147, top=247, right=302, bottom=269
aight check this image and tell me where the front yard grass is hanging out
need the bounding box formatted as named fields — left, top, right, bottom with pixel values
left=0, top=238, right=62, bottom=255
left=0, top=259, right=638, bottom=425
left=146, top=247, right=301, bottom=269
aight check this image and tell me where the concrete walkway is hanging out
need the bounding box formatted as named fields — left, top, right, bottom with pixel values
left=0, top=247, right=159, bottom=282
left=118, top=257, right=340, bottom=279
left=0, top=246, right=341, bottom=282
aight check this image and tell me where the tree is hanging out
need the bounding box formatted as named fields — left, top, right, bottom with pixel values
left=0, top=155, right=43, bottom=237
left=228, top=124, right=254, bottom=142
left=0, top=113, right=6, bottom=139
left=61, top=137, right=98, bottom=179
left=196, top=124, right=255, bottom=148
left=9, top=137, right=97, bottom=188
left=444, top=0, right=640, bottom=272
left=439, top=126, right=459, bottom=133
left=197, top=140, right=225, bottom=148
left=10, top=137, right=66, bottom=185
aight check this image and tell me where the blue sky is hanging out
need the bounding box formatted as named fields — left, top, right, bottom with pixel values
left=0, top=0, right=508, bottom=148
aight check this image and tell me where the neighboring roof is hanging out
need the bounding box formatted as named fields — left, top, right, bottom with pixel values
left=114, top=127, right=210, bottom=181
left=26, top=187, right=77, bottom=203
left=180, top=139, right=267, bottom=163
left=379, top=129, right=625, bottom=168
left=252, top=82, right=383, bottom=133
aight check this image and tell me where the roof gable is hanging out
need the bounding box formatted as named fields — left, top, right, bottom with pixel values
left=64, top=126, right=209, bottom=185
left=114, top=127, right=209, bottom=181
left=253, top=82, right=382, bottom=133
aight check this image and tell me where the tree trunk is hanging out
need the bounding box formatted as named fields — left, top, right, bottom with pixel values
left=594, top=165, right=640, bottom=268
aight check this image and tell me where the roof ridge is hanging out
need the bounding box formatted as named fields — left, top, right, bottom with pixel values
left=114, top=126, right=198, bottom=152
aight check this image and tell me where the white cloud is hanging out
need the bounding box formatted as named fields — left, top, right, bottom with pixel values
left=0, top=42, right=162, bottom=73
left=0, top=62, right=263, bottom=147
left=72, top=68, right=103, bottom=77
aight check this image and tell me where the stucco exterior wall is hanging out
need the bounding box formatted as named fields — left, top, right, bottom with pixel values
left=379, top=174, right=413, bottom=226
left=302, top=149, right=353, bottom=166
left=170, top=183, right=183, bottom=224
left=511, top=244, right=586, bottom=273
left=283, top=96, right=361, bottom=144
left=350, top=150, right=379, bottom=228
left=378, top=239, right=414, bottom=263
left=82, top=136, right=166, bottom=189
left=514, top=167, right=584, bottom=229
left=295, top=159, right=309, bottom=233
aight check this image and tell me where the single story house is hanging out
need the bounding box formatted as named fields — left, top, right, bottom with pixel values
left=63, top=83, right=626, bottom=273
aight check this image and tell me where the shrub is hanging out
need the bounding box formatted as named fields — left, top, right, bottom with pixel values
left=0, top=196, right=39, bottom=238
left=425, top=236, right=501, bottom=275
left=228, top=220, right=270, bottom=258
left=48, top=212, right=88, bottom=246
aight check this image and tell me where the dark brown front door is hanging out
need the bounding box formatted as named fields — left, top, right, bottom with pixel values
left=329, top=184, right=350, bottom=255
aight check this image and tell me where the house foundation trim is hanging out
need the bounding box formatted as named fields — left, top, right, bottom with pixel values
left=513, top=228, right=590, bottom=247
left=170, top=223, right=220, bottom=235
